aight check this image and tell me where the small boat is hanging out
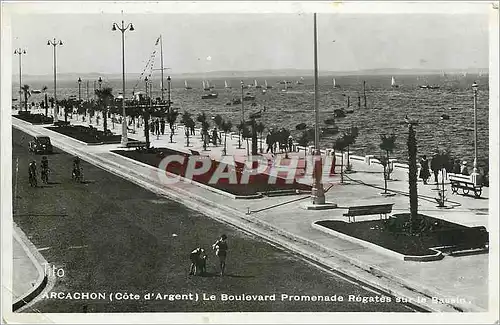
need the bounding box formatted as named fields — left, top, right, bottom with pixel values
left=448, top=107, right=458, bottom=110
left=225, top=102, right=232, bottom=106
left=325, top=118, right=336, bottom=125
left=295, top=123, right=307, bottom=130
left=262, top=89, right=267, bottom=94
left=281, top=80, right=289, bottom=92
left=440, top=114, right=450, bottom=120
left=184, top=80, right=192, bottom=90
left=201, top=92, right=218, bottom=99
left=232, top=98, right=241, bottom=105
left=224, top=80, right=231, bottom=89
left=202, top=81, right=210, bottom=91
left=321, top=126, right=339, bottom=135
left=334, top=109, right=346, bottom=118
left=249, top=109, right=263, bottom=119
left=391, top=76, right=399, bottom=88
left=345, top=109, right=354, bottom=114
left=243, top=93, right=256, bottom=101
left=31, top=89, right=42, bottom=94
left=296, top=77, right=304, bottom=85
left=251, top=102, right=258, bottom=107
left=264, top=80, right=272, bottom=89
left=254, top=80, right=261, bottom=89
left=419, top=85, right=440, bottom=90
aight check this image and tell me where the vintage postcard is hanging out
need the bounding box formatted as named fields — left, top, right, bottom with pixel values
left=1, top=1, right=498, bottom=324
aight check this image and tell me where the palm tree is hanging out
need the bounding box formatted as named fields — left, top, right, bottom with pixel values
left=95, top=87, right=114, bottom=133
left=297, top=128, right=314, bottom=156
left=242, top=123, right=252, bottom=156
left=221, top=120, right=233, bottom=156
left=379, top=133, right=397, bottom=181
left=333, top=135, right=349, bottom=183
left=236, top=121, right=245, bottom=149
left=21, top=84, right=30, bottom=111
left=184, top=117, right=195, bottom=147
left=255, top=121, right=265, bottom=153
left=433, top=151, right=453, bottom=207
left=407, top=124, right=419, bottom=234
left=42, top=86, right=49, bottom=116
left=344, top=126, right=359, bottom=171
left=166, top=109, right=179, bottom=143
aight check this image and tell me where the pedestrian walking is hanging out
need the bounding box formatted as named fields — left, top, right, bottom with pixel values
left=452, top=159, right=461, bottom=174
left=430, top=153, right=440, bottom=184
left=189, top=247, right=205, bottom=276
left=160, top=118, right=166, bottom=135
left=461, top=161, right=469, bottom=176
left=150, top=118, right=155, bottom=134
left=419, top=155, right=431, bottom=184
left=155, top=118, right=160, bottom=136
left=266, top=132, right=272, bottom=153
left=212, top=127, right=219, bottom=146
left=212, top=234, right=228, bottom=276
left=190, top=124, right=195, bottom=136
left=288, top=135, right=294, bottom=153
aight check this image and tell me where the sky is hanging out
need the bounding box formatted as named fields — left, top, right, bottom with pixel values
left=7, top=8, right=490, bottom=76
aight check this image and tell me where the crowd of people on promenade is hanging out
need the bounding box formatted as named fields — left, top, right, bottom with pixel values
left=265, top=128, right=294, bottom=154
left=418, top=153, right=474, bottom=185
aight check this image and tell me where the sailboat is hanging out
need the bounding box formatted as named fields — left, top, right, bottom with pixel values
left=224, top=80, right=231, bottom=89
left=296, top=77, right=304, bottom=85
left=264, top=80, right=272, bottom=89
left=202, top=80, right=210, bottom=91
left=254, top=80, right=261, bottom=88
left=391, top=76, right=399, bottom=88
left=184, top=80, right=192, bottom=90
left=333, top=78, right=339, bottom=88
left=281, top=80, right=288, bottom=92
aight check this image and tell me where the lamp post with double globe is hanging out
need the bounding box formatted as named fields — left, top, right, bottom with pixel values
left=47, top=38, right=63, bottom=122
left=112, top=19, right=134, bottom=146
left=14, top=48, right=26, bottom=111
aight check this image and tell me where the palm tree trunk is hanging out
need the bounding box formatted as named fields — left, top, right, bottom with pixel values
left=341, top=151, right=344, bottom=183
left=224, top=133, right=227, bottom=155
left=103, top=108, right=108, bottom=132
left=44, top=94, right=48, bottom=116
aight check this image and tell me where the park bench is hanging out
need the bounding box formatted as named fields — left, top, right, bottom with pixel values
left=448, top=173, right=483, bottom=198
left=343, top=203, right=394, bottom=223
left=125, top=141, right=147, bottom=150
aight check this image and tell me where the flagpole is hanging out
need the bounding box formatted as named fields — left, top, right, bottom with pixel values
left=160, top=35, right=164, bottom=102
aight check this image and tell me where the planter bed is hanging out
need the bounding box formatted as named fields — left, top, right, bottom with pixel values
left=113, top=147, right=311, bottom=196
left=47, top=125, right=135, bottom=144
left=13, top=113, right=53, bottom=124
left=315, top=213, right=488, bottom=256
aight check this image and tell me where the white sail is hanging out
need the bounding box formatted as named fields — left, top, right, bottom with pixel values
left=185, top=80, right=188, bottom=87
left=391, top=76, right=396, bottom=86
left=225, top=80, right=228, bottom=88
left=202, top=80, right=206, bottom=89
left=254, top=80, right=258, bottom=87
left=265, top=80, right=268, bottom=88
left=333, top=78, right=336, bottom=88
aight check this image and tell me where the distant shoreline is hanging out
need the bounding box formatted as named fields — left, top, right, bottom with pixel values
left=14, top=68, right=489, bottom=82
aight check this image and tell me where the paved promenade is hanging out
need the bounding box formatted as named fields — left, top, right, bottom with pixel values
left=12, top=110, right=492, bottom=313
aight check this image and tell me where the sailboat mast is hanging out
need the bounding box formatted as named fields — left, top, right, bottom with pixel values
left=160, top=34, right=164, bottom=101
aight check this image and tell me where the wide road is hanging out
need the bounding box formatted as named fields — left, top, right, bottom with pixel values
left=13, top=127, right=415, bottom=313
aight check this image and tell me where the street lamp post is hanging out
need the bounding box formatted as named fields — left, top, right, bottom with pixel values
left=14, top=48, right=26, bottom=111
left=167, top=75, right=171, bottom=113
left=311, top=13, right=326, bottom=205
left=112, top=19, right=135, bottom=147
left=471, top=82, right=480, bottom=185
left=78, top=77, right=82, bottom=102
left=47, top=38, right=62, bottom=122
